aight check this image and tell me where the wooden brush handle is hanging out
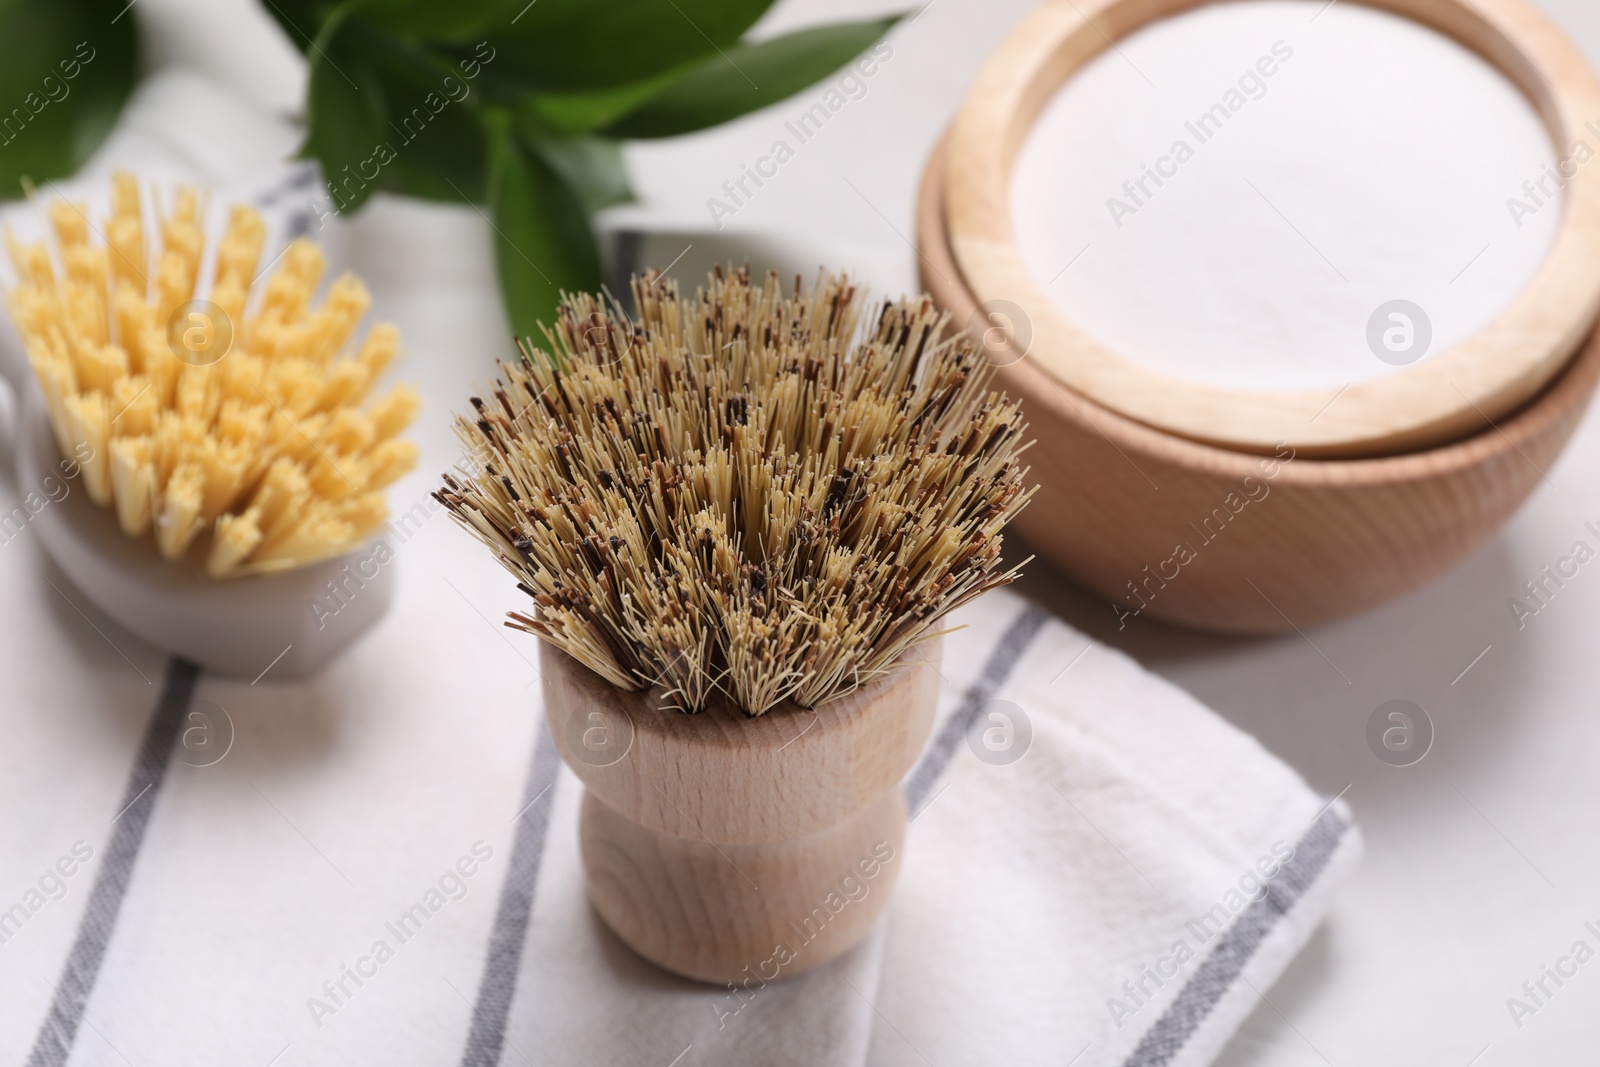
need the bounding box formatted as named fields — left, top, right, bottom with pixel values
left=541, top=636, right=941, bottom=984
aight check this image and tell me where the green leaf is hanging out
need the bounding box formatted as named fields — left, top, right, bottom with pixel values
left=299, top=16, right=388, bottom=213
left=520, top=70, right=684, bottom=136
left=0, top=0, right=138, bottom=198
left=357, top=0, right=505, bottom=41
left=342, top=24, right=489, bottom=202
left=603, top=16, right=899, bottom=140
left=488, top=117, right=602, bottom=338
left=468, top=0, right=779, bottom=93
left=523, top=131, right=631, bottom=214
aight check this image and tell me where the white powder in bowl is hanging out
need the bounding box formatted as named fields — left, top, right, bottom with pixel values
left=1010, top=0, right=1563, bottom=392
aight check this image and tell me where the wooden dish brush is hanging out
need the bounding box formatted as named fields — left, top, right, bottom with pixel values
left=3, top=172, right=420, bottom=678
left=438, top=267, right=1033, bottom=982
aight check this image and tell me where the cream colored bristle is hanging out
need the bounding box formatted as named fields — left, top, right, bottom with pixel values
left=4, top=171, right=422, bottom=578
left=439, top=267, right=1034, bottom=716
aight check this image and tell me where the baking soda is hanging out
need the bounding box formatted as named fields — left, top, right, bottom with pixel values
left=1011, top=0, right=1560, bottom=391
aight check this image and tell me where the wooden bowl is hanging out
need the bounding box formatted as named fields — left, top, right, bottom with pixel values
left=919, top=139, right=1600, bottom=633
left=541, top=635, right=941, bottom=984
left=943, top=0, right=1600, bottom=457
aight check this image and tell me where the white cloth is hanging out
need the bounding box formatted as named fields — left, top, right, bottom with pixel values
left=498, top=591, right=1360, bottom=1067
left=0, top=70, right=1359, bottom=1067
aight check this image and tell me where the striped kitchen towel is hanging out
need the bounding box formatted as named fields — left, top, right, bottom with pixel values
left=7, top=587, right=1359, bottom=1067
left=460, top=589, right=1361, bottom=1067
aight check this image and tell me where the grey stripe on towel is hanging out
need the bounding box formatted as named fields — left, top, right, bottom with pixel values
left=904, top=604, right=1050, bottom=815
left=1121, top=806, right=1352, bottom=1067
left=458, top=721, right=563, bottom=1067
left=27, top=658, right=200, bottom=1067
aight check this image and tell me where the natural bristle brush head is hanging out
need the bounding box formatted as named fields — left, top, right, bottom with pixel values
left=4, top=171, right=421, bottom=579
left=438, top=266, right=1034, bottom=716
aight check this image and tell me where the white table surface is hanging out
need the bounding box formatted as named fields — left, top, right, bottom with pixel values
left=7, top=0, right=1600, bottom=1064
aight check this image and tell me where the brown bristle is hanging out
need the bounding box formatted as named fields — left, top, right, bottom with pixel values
left=440, top=268, right=1034, bottom=715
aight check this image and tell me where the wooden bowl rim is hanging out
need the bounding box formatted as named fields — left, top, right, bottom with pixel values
left=944, top=0, right=1600, bottom=458
left=920, top=135, right=1600, bottom=489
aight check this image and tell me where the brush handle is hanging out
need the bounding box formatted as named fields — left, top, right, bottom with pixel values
left=540, top=635, right=941, bottom=984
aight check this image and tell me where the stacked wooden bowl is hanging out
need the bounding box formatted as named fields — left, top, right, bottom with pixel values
left=920, top=0, right=1600, bottom=632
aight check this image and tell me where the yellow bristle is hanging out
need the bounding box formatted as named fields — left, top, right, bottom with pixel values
left=307, top=450, right=361, bottom=502
left=174, top=365, right=217, bottom=423
left=162, top=188, right=202, bottom=254
left=320, top=409, right=373, bottom=454
left=110, top=171, right=141, bottom=220
left=215, top=398, right=268, bottom=445
left=109, top=375, right=157, bottom=436
left=368, top=385, right=422, bottom=441
left=2, top=174, right=419, bottom=579
left=335, top=493, right=388, bottom=539
left=253, top=503, right=329, bottom=562
left=145, top=338, right=183, bottom=408
left=210, top=277, right=248, bottom=336
left=198, top=441, right=254, bottom=520
left=248, top=503, right=355, bottom=571
left=249, top=459, right=312, bottom=534
left=363, top=439, right=419, bottom=490
left=301, top=274, right=369, bottom=363
left=208, top=508, right=263, bottom=578
left=156, top=461, right=206, bottom=559
left=63, top=243, right=107, bottom=290
left=63, top=393, right=112, bottom=505
left=357, top=323, right=401, bottom=379
left=50, top=200, right=89, bottom=249
left=213, top=205, right=265, bottom=291
left=311, top=360, right=368, bottom=415
left=11, top=237, right=57, bottom=291
left=155, top=251, right=193, bottom=325
left=32, top=360, right=77, bottom=463
left=113, top=286, right=157, bottom=372
left=251, top=239, right=323, bottom=339
left=265, top=407, right=325, bottom=465
left=109, top=437, right=157, bottom=536
left=107, top=172, right=145, bottom=294
left=75, top=343, right=127, bottom=395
